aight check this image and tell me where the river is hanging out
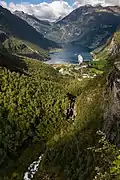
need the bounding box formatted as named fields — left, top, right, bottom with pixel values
left=46, top=44, right=92, bottom=64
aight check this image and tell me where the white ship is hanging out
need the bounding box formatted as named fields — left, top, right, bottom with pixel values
left=78, top=54, right=84, bottom=65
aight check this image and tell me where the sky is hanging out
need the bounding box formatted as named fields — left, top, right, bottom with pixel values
left=0, top=0, right=120, bottom=21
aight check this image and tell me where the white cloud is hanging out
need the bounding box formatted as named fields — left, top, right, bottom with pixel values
left=0, top=0, right=7, bottom=8
left=0, top=0, right=120, bottom=22
left=75, top=0, right=120, bottom=6
left=0, top=1, right=73, bottom=21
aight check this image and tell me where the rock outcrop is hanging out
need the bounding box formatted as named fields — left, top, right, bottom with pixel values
left=104, top=61, right=120, bottom=146
left=104, top=32, right=120, bottom=146
left=109, top=32, right=120, bottom=56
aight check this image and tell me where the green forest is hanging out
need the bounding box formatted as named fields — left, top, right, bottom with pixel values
left=0, top=54, right=71, bottom=179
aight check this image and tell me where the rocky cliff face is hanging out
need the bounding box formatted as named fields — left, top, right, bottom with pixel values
left=46, top=5, right=120, bottom=49
left=104, top=62, right=120, bottom=146
left=109, top=32, right=120, bottom=55
left=104, top=32, right=120, bottom=146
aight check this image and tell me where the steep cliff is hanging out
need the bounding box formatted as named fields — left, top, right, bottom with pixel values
left=92, top=30, right=120, bottom=147
left=103, top=33, right=120, bottom=146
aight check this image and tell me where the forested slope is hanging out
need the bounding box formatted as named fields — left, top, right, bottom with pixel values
left=0, top=52, right=71, bottom=179
left=1, top=29, right=120, bottom=180
left=34, top=30, right=120, bottom=180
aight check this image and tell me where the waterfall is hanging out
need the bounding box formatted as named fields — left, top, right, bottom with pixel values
left=23, top=154, right=43, bottom=180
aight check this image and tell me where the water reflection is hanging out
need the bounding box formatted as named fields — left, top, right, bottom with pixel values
left=46, top=44, right=92, bottom=64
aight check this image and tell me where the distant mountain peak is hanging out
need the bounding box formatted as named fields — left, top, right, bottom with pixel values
left=14, top=10, right=53, bottom=36
left=14, top=10, right=24, bottom=14
left=45, top=5, right=120, bottom=49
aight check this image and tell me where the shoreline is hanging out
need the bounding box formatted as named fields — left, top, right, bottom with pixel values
left=49, top=48, right=63, bottom=53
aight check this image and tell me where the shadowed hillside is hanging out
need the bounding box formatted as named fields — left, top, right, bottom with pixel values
left=0, top=6, right=59, bottom=49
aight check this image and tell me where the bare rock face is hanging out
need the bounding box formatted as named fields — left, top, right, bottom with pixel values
left=104, top=59, right=120, bottom=146
left=108, top=38, right=118, bottom=55
left=102, top=30, right=120, bottom=146
left=108, top=37, right=120, bottom=55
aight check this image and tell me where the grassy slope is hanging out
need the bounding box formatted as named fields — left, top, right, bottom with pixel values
left=2, top=36, right=50, bottom=61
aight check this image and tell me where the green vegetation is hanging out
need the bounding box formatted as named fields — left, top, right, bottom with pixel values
left=0, top=54, right=71, bottom=179
left=114, top=31, right=120, bottom=46
left=2, top=36, right=50, bottom=61
left=34, top=75, right=105, bottom=180
left=1, top=28, right=120, bottom=180
left=34, top=31, right=120, bottom=180
left=0, top=44, right=108, bottom=180
left=0, top=45, right=118, bottom=180
left=90, top=47, right=109, bottom=70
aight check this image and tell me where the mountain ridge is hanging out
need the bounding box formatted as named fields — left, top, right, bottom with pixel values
left=45, top=5, right=120, bottom=49
left=1, top=4, right=120, bottom=180
left=14, top=10, right=53, bottom=36
left=0, top=5, right=59, bottom=50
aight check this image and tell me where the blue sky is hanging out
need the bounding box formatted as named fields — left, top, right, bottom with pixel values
left=6, top=0, right=74, bottom=5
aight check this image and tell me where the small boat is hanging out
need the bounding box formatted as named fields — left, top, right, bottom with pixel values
left=49, top=52, right=54, bottom=54
left=78, top=54, right=84, bottom=65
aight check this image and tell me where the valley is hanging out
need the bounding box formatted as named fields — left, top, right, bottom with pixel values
left=0, top=3, right=120, bottom=180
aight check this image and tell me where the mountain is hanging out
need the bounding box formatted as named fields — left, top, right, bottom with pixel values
left=2, top=3, right=120, bottom=180
left=0, top=5, right=59, bottom=49
left=46, top=5, right=120, bottom=49
left=55, top=16, right=64, bottom=23
left=14, top=11, right=53, bottom=36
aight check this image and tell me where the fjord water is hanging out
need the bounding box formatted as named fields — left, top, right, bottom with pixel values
left=47, top=44, right=92, bottom=64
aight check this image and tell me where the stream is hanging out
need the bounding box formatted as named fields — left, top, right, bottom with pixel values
left=23, top=154, right=43, bottom=180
